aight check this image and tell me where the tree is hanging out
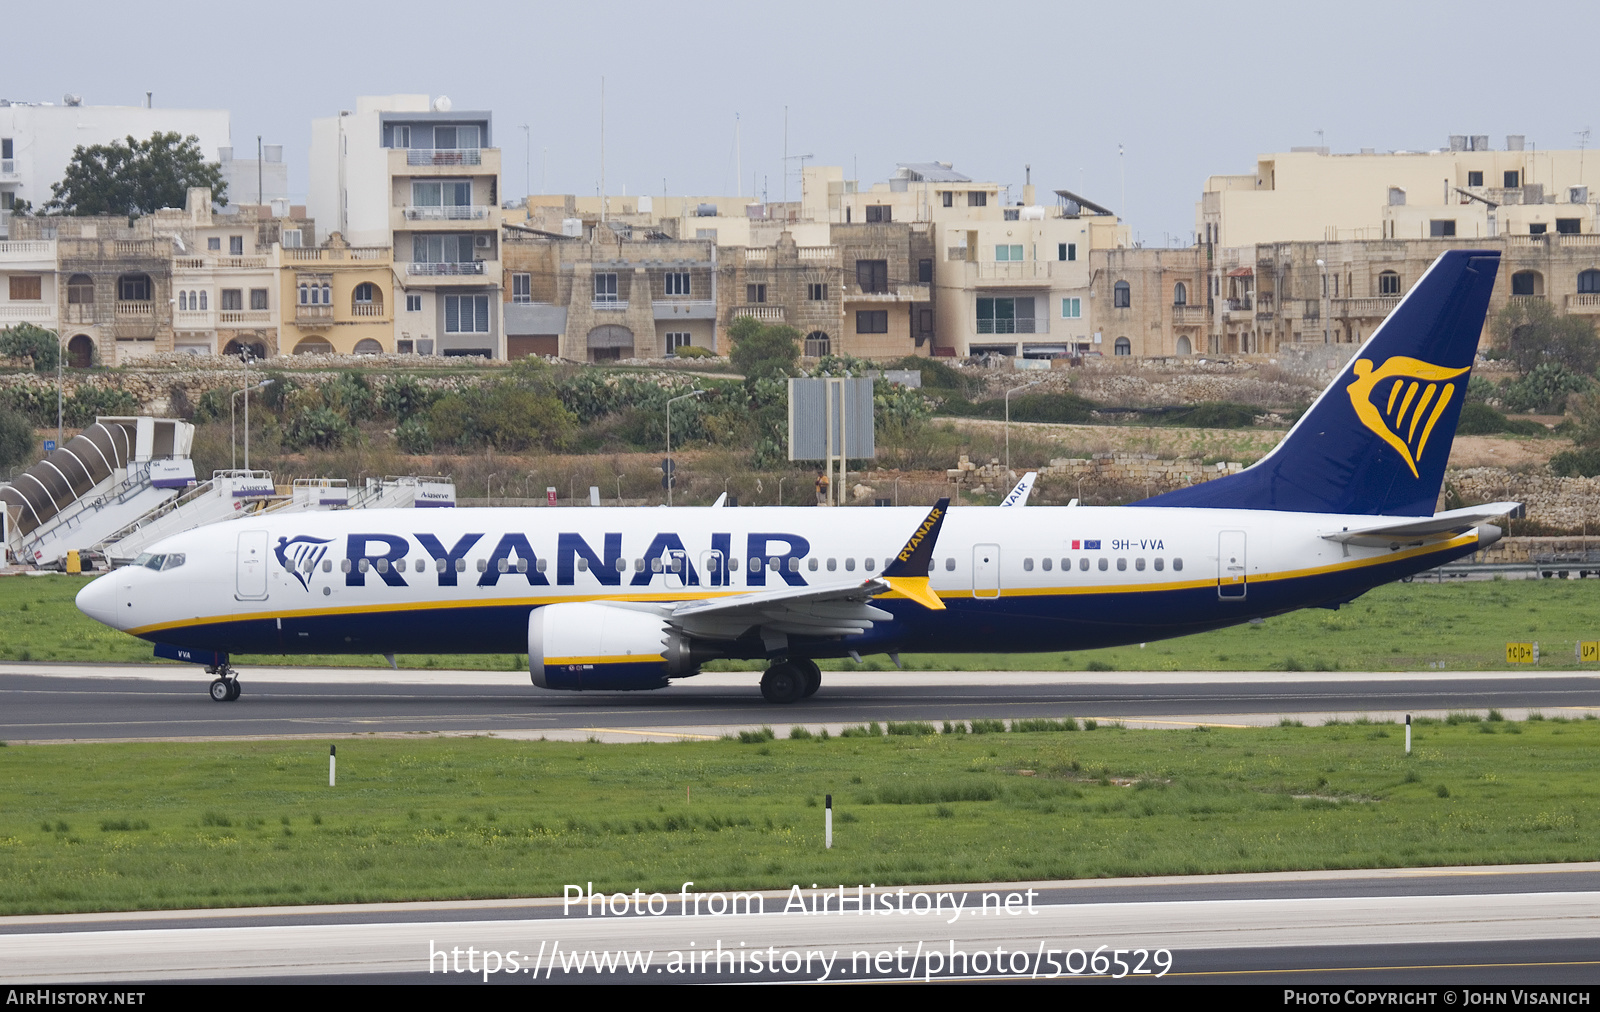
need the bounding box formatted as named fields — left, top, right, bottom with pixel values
left=727, top=317, right=800, bottom=381
left=1490, top=298, right=1600, bottom=377
left=45, top=132, right=226, bottom=215
left=0, top=406, right=33, bottom=471
left=0, top=323, right=59, bottom=372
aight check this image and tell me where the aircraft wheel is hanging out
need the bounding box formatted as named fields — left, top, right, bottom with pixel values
left=795, top=658, right=822, bottom=698
left=209, top=679, right=232, bottom=703
left=226, top=679, right=242, bottom=702
left=760, top=663, right=804, bottom=704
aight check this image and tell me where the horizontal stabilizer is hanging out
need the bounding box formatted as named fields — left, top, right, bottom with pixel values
left=1320, top=502, right=1521, bottom=545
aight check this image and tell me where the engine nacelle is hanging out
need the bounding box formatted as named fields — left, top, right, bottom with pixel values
left=528, top=601, right=693, bottom=691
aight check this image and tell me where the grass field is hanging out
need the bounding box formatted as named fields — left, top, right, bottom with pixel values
left=4, top=573, right=1597, bottom=673
left=0, top=719, right=1595, bottom=915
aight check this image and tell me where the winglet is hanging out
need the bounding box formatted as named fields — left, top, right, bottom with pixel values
left=881, top=498, right=950, bottom=610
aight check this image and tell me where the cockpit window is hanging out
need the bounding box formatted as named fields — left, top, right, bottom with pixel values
left=133, top=553, right=186, bottom=572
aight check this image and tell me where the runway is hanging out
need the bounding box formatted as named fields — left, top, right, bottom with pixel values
left=3, top=662, right=1600, bottom=743
left=2, top=864, right=1598, bottom=983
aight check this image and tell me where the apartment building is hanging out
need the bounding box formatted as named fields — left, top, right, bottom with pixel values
left=0, top=234, right=58, bottom=342
left=1199, top=137, right=1600, bottom=247
left=0, top=98, right=231, bottom=238
left=309, top=95, right=502, bottom=357
left=278, top=233, right=393, bottom=356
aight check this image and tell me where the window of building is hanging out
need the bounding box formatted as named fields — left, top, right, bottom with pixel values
left=221, top=289, right=243, bottom=311
left=1061, top=297, right=1081, bottom=318
left=976, top=297, right=1034, bottom=334
left=1511, top=271, right=1540, bottom=296
left=353, top=282, right=375, bottom=304
left=1113, top=280, right=1131, bottom=308
left=406, top=294, right=422, bottom=312
left=207, top=237, right=221, bottom=251
left=968, top=191, right=987, bottom=207
left=995, top=245, right=1024, bottom=262
left=8, top=276, right=41, bottom=300
left=856, top=259, right=888, bottom=293
left=434, top=125, right=480, bottom=150
left=917, top=308, right=933, bottom=334
left=594, top=273, right=619, bottom=303
left=512, top=273, right=531, bottom=304
left=1429, top=219, right=1456, bottom=237
left=392, top=125, right=411, bottom=148
left=281, top=229, right=303, bottom=248
left=250, top=288, right=268, bottom=311
left=865, top=205, right=891, bottom=223
left=1059, top=242, right=1076, bottom=261
left=1114, top=337, right=1132, bottom=356
left=179, top=290, right=190, bottom=311
left=1504, top=170, right=1520, bottom=188
left=229, top=236, right=244, bottom=256
left=413, top=234, right=475, bottom=263
left=1003, top=208, right=1020, bottom=221
left=695, top=228, right=717, bottom=241
left=199, top=291, right=207, bottom=310
left=117, top=275, right=151, bottom=301
left=1378, top=270, right=1401, bottom=295
left=445, top=294, right=491, bottom=332
left=0, top=138, right=10, bottom=160
left=746, top=283, right=766, bottom=303
left=1173, top=282, right=1187, bottom=306
left=919, top=258, right=932, bottom=284
left=1579, top=270, right=1600, bottom=294
left=805, top=331, right=831, bottom=357
left=941, top=191, right=953, bottom=208
left=1557, top=218, right=1581, bottom=234
left=1529, top=223, right=1547, bottom=235
left=412, top=180, right=471, bottom=207
left=807, top=282, right=828, bottom=301
left=856, top=310, right=888, bottom=334
left=666, top=332, right=692, bottom=353
left=1467, top=170, right=1484, bottom=187
left=664, top=271, right=690, bottom=296
left=66, top=275, right=94, bottom=304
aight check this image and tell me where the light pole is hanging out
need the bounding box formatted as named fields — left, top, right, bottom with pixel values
left=665, top=389, right=705, bottom=506
left=1316, top=258, right=1329, bottom=344
left=1004, top=379, right=1044, bottom=476
left=231, top=379, right=272, bottom=471
left=55, top=329, right=63, bottom=450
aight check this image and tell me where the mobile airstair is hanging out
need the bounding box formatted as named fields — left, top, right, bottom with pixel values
left=94, top=470, right=286, bottom=566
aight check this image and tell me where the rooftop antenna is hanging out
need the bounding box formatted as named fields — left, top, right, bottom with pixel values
left=599, top=76, right=606, bottom=224
left=1315, top=128, right=1325, bottom=149
left=783, top=106, right=787, bottom=204
left=1578, top=128, right=1591, bottom=179
left=1119, top=143, right=1126, bottom=224
left=521, top=124, right=530, bottom=200
left=735, top=113, right=741, bottom=198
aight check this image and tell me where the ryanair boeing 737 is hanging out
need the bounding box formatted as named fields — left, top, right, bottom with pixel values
left=76, top=250, right=1516, bottom=704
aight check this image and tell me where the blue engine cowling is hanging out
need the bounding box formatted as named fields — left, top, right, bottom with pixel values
left=528, top=601, right=693, bottom=690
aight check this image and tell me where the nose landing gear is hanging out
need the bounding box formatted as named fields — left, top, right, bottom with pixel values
left=205, top=662, right=241, bottom=702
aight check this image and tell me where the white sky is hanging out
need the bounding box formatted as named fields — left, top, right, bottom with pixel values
left=7, top=0, right=1594, bottom=243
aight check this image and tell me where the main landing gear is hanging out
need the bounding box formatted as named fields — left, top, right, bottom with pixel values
left=206, top=662, right=242, bottom=703
left=760, top=657, right=821, bottom=704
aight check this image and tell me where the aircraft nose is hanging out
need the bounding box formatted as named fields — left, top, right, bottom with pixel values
left=76, top=572, right=120, bottom=629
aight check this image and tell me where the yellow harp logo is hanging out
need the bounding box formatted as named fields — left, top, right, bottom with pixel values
left=1345, top=357, right=1471, bottom=478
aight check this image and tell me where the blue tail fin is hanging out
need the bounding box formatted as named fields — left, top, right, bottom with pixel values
left=1135, top=249, right=1500, bottom=517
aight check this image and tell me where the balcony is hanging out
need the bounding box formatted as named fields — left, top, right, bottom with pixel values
left=294, top=304, right=334, bottom=325
left=403, top=205, right=492, bottom=221
left=967, top=260, right=1060, bottom=284
left=976, top=318, right=1047, bottom=335
left=797, top=245, right=837, bottom=261
left=0, top=303, right=56, bottom=325
left=173, top=254, right=271, bottom=271
left=730, top=305, right=784, bottom=323
left=406, top=148, right=483, bottom=166
left=652, top=299, right=717, bottom=320
left=1171, top=304, right=1208, bottom=324
left=590, top=299, right=629, bottom=311
left=947, top=247, right=969, bottom=262
left=283, top=246, right=390, bottom=263
left=1333, top=297, right=1401, bottom=318
left=219, top=310, right=272, bottom=326
left=743, top=248, right=769, bottom=263
left=351, top=303, right=387, bottom=317
left=0, top=240, right=55, bottom=268
left=1567, top=293, right=1600, bottom=314
left=849, top=283, right=930, bottom=303
left=115, top=301, right=154, bottom=318
left=0, top=157, right=15, bottom=178
left=173, top=309, right=214, bottom=330
left=407, top=260, right=486, bottom=276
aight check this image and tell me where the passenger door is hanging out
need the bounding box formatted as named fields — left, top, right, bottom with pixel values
left=972, top=544, right=1001, bottom=599
left=236, top=530, right=269, bottom=601
left=1217, top=530, right=1247, bottom=600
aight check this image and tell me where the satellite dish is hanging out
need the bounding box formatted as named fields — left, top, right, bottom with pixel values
left=63, top=94, right=82, bottom=107
left=432, top=95, right=452, bottom=112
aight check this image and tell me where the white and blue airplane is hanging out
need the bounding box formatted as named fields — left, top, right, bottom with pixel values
left=76, top=250, right=1517, bottom=704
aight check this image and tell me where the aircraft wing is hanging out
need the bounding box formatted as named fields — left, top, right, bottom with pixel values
left=1320, top=502, right=1521, bottom=546
left=666, top=498, right=951, bottom=643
